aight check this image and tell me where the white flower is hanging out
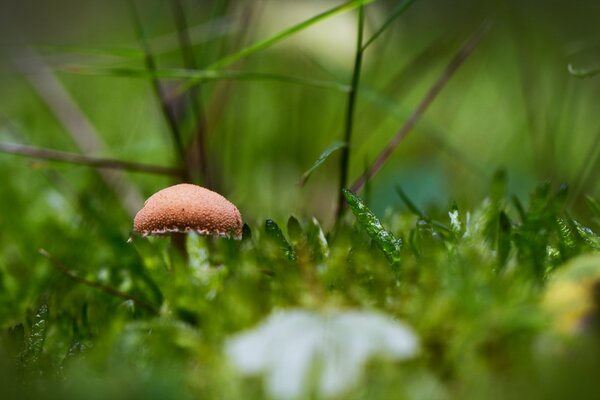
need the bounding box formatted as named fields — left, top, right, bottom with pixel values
left=225, top=309, right=419, bottom=399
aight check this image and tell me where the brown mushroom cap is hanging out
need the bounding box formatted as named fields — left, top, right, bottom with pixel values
left=133, top=183, right=243, bottom=240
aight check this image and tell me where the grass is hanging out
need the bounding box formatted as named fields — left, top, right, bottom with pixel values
left=2, top=0, right=600, bottom=399
left=2, top=178, right=600, bottom=399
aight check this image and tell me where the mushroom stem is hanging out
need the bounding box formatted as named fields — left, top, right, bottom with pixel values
left=171, top=232, right=188, bottom=262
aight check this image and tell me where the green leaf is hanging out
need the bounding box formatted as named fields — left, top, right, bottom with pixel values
left=242, top=223, right=253, bottom=241
left=60, top=66, right=350, bottom=93
left=343, top=189, right=402, bottom=265
left=7, top=324, right=25, bottom=358
left=264, top=219, right=297, bottom=261
left=287, top=216, right=303, bottom=243
left=20, top=304, right=49, bottom=368
left=306, top=217, right=329, bottom=261
left=556, top=217, right=578, bottom=249
left=511, top=195, right=526, bottom=222
left=59, top=341, right=88, bottom=374
left=497, top=211, right=512, bottom=268
left=36, top=44, right=143, bottom=58
left=299, top=142, right=347, bottom=186
left=490, top=168, right=507, bottom=203
left=208, top=0, right=375, bottom=70
left=569, top=217, right=600, bottom=250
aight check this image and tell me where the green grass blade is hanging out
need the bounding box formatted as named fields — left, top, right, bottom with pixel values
left=207, top=0, right=375, bottom=70
left=396, top=185, right=427, bottom=220
left=61, top=66, right=350, bottom=92
left=343, top=189, right=402, bottom=265
left=299, top=142, right=348, bottom=186
left=362, top=0, right=417, bottom=51
left=35, top=44, right=143, bottom=59
left=336, top=3, right=366, bottom=221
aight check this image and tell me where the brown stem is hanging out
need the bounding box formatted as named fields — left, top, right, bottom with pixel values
left=0, top=142, right=184, bottom=176
left=39, top=248, right=157, bottom=313
left=171, top=232, right=188, bottom=262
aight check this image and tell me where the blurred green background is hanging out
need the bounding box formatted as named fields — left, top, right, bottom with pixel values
left=2, top=0, right=599, bottom=219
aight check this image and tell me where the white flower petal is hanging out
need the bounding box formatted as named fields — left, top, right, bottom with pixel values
left=225, top=309, right=419, bottom=399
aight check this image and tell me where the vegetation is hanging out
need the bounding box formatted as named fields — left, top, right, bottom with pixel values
left=1, top=0, right=600, bottom=399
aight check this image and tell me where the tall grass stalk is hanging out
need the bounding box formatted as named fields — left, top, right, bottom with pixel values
left=128, top=0, right=188, bottom=181
left=0, top=143, right=183, bottom=176
left=336, top=4, right=365, bottom=222
left=169, top=0, right=211, bottom=187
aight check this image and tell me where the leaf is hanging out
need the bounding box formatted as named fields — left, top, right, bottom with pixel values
left=61, top=66, right=350, bottom=93
left=59, top=341, right=88, bottom=375
left=36, top=44, right=143, bottom=58
left=497, top=211, right=512, bottom=268
left=490, top=168, right=507, bottom=203
left=299, top=142, right=347, bottom=186
left=287, top=216, right=303, bottom=243
left=20, top=304, right=49, bottom=368
left=306, top=217, right=330, bottom=261
left=556, top=217, right=578, bottom=250
left=511, top=195, right=526, bottom=222
left=396, top=185, right=427, bottom=220
left=7, top=324, right=25, bottom=358
left=226, top=309, right=418, bottom=399
left=264, top=219, right=297, bottom=261
left=242, top=223, right=253, bottom=241
left=448, top=209, right=462, bottom=235
left=343, top=189, right=402, bottom=265
left=569, top=217, right=600, bottom=250
left=208, top=0, right=375, bottom=70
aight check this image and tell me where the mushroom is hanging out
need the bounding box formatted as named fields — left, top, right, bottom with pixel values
left=131, top=183, right=243, bottom=259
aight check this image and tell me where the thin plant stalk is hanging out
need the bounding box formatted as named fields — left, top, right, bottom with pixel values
left=128, top=0, right=188, bottom=181
left=206, top=0, right=372, bottom=71
left=0, top=142, right=184, bottom=176
left=61, top=65, right=350, bottom=93
left=336, top=4, right=365, bottom=221
left=169, top=0, right=211, bottom=188
left=350, top=21, right=491, bottom=194
left=361, top=0, right=417, bottom=51
left=40, top=249, right=158, bottom=314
